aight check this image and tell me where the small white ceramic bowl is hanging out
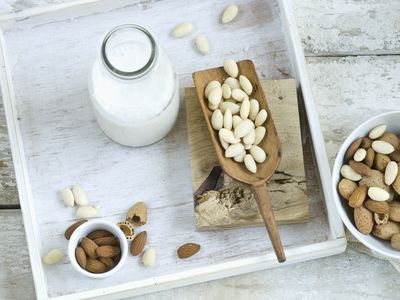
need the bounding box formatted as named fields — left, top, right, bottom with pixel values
left=332, top=111, right=400, bottom=259
left=68, top=220, right=128, bottom=278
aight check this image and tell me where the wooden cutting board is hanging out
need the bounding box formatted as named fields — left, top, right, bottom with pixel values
left=185, top=79, right=309, bottom=230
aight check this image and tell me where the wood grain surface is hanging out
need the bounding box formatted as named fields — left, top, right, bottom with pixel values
left=187, top=79, right=308, bottom=229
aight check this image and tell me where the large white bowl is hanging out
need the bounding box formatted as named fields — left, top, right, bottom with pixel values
left=332, top=111, right=400, bottom=259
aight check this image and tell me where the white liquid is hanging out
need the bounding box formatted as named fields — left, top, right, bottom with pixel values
left=89, top=26, right=179, bottom=147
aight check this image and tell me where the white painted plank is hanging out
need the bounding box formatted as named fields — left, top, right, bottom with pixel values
left=0, top=209, right=399, bottom=299
left=294, top=0, right=400, bottom=55
left=306, top=55, right=400, bottom=167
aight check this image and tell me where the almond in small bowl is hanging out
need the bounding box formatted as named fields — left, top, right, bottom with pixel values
left=68, top=220, right=128, bottom=278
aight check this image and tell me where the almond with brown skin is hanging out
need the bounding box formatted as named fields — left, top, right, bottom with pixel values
left=126, top=202, right=148, bottom=226
left=86, top=258, right=108, bottom=273
left=130, top=231, right=147, bottom=256
left=338, top=179, right=358, bottom=200
left=177, top=243, right=201, bottom=259
left=373, top=221, right=400, bottom=240
left=81, top=237, right=99, bottom=259
left=374, top=153, right=391, bottom=172
left=389, top=201, right=400, bottom=222
left=354, top=205, right=373, bottom=235
left=96, top=245, right=121, bottom=258
left=344, top=138, right=362, bottom=162
left=75, top=246, right=86, bottom=269
left=87, top=230, right=113, bottom=240
left=64, top=219, right=87, bottom=240
left=99, top=257, right=114, bottom=268
left=349, top=160, right=372, bottom=177
left=392, top=162, right=400, bottom=195
left=391, top=233, right=400, bottom=250
left=94, top=236, right=119, bottom=246
left=379, top=132, right=400, bottom=149
left=363, top=148, right=375, bottom=168
left=359, top=169, right=391, bottom=193
left=361, top=137, right=372, bottom=149
left=348, top=185, right=368, bottom=208
left=390, top=150, right=400, bottom=163
left=364, top=200, right=390, bottom=214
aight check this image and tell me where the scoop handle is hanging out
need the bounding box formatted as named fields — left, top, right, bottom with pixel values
left=251, top=183, right=286, bottom=262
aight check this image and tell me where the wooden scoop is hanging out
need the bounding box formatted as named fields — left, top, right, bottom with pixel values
left=192, top=60, right=285, bottom=262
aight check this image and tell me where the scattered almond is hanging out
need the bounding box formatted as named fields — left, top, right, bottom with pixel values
left=130, top=231, right=147, bottom=256
left=177, top=243, right=201, bottom=259
left=64, top=219, right=87, bottom=240
left=126, top=202, right=148, bottom=226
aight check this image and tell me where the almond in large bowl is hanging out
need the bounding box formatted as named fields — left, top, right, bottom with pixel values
left=332, top=111, right=400, bottom=259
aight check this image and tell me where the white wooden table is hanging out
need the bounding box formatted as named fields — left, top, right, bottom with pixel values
left=1, top=0, right=400, bottom=299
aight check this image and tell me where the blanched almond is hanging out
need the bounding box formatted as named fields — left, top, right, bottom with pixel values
left=171, top=22, right=193, bottom=38
left=243, top=128, right=255, bottom=145
left=195, top=35, right=210, bottom=55
left=60, top=188, right=74, bottom=207
left=211, top=109, right=223, bottom=130
left=221, top=4, right=239, bottom=24
left=385, top=161, right=398, bottom=185
left=232, top=115, right=242, bottom=129
left=219, top=102, right=240, bottom=114
left=205, top=81, right=221, bottom=99
left=372, top=140, right=395, bottom=155
left=208, top=87, right=222, bottom=106
left=340, top=165, right=362, bottom=181
left=254, top=109, right=268, bottom=126
left=72, top=185, right=88, bottom=206
left=219, top=128, right=240, bottom=144
left=225, top=143, right=245, bottom=158
left=369, top=124, right=387, bottom=139
left=221, top=83, right=231, bottom=99
left=254, top=126, right=266, bottom=145
left=244, top=154, right=257, bottom=173
left=219, top=135, right=229, bottom=150
left=250, top=145, right=266, bottom=163
left=368, top=187, right=390, bottom=201
left=234, top=119, right=254, bottom=138
left=223, top=109, right=233, bottom=130
left=234, top=151, right=246, bottom=163
left=224, top=77, right=241, bottom=90
left=353, top=148, right=366, bottom=162
left=240, top=98, right=250, bottom=119
left=223, top=59, right=238, bottom=78
left=249, top=99, right=260, bottom=121
left=239, top=75, right=252, bottom=95
left=231, top=89, right=247, bottom=102
left=43, top=249, right=64, bottom=265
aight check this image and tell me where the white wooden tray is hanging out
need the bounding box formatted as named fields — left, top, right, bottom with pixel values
left=0, top=0, right=345, bottom=299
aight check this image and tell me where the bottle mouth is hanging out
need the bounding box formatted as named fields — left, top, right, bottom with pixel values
left=101, top=24, right=157, bottom=79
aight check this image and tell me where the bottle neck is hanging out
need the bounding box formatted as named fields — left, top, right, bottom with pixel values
left=100, top=24, right=158, bottom=80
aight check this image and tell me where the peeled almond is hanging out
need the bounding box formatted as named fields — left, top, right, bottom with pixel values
left=221, top=4, right=239, bottom=24
left=372, top=140, right=395, bottom=155
left=72, top=185, right=88, bottom=206
left=224, top=77, right=241, bottom=90
left=254, top=126, right=266, bottom=145
left=369, top=124, right=387, bottom=139
left=340, top=165, right=362, bottom=181
left=231, top=89, right=247, bottom=102
left=250, top=145, right=266, bottom=163
left=240, top=98, right=250, bottom=119
left=223, top=59, right=239, bottom=78
left=232, top=115, right=242, bottom=129
left=255, top=109, right=268, bottom=127
left=60, top=188, right=74, bottom=207
left=225, top=143, right=245, bottom=158
left=208, top=87, right=222, bottom=106
left=243, top=129, right=255, bottom=145
left=244, top=154, right=257, bottom=173
left=368, top=187, right=390, bottom=201
left=219, top=135, right=229, bottom=150
left=223, top=109, right=233, bottom=130
left=43, top=249, right=64, bottom=265
left=219, top=128, right=240, bottom=144
left=208, top=102, right=219, bottom=111
left=76, top=205, right=97, bottom=219
left=211, top=109, right=223, bottom=130
left=385, top=161, right=398, bottom=185
left=353, top=148, right=367, bottom=162
left=221, top=83, right=232, bottom=99
left=249, top=99, right=260, bottom=120
left=219, top=102, right=240, bottom=114
left=234, top=119, right=254, bottom=138
left=239, top=75, right=253, bottom=95
left=171, top=22, right=193, bottom=38
left=205, top=81, right=221, bottom=99
left=195, top=35, right=210, bottom=55
left=234, top=151, right=246, bottom=163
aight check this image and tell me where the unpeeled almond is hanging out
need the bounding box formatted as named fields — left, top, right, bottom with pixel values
left=177, top=243, right=201, bottom=259
left=130, top=231, right=147, bottom=256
